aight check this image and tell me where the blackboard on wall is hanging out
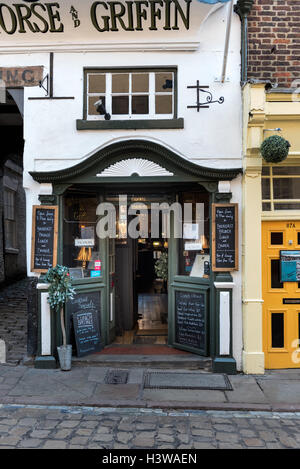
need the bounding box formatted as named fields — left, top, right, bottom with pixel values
left=175, top=290, right=206, bottom=352
left=31, top=206, right=58, bottom=273
left=67, top=291, right=102, bottom=357
left=212, top=203, right=238, bottom=272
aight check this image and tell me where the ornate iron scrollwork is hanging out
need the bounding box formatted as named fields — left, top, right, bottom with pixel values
left=187, top=80, right=224, bottom=112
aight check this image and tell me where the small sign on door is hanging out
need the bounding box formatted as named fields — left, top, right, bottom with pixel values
left=280, top=250, right=300, bottom=282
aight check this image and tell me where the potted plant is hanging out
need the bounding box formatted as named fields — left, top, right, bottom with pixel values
left=154, top=252, right=168, bottom=293
left=45, top=265, right=75, bottom=371
left=260, top=135, right=291, bottom=163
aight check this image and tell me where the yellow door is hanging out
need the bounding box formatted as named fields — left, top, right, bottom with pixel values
left=262, top=221, right=300, bottom=369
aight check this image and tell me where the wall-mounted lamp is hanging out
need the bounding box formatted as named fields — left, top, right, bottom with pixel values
left=94, top=98, right=111, bottom=121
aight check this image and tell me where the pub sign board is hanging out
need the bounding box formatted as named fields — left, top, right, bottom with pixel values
left=31, top=205, right=58, bottom=273
left=212, top=203, right=238, bottom=272
left=0, top=1, right=222, bottom=49
left=67, top=291, right=102, bottom=357
left=174, top=290, right=207, bottom=354
left=0, top=67, right=44, bottom=88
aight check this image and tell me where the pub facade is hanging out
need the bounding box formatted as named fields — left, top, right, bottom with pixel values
left=0, top=0, right=244, bottom=372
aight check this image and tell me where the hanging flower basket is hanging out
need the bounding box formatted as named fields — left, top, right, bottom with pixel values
left=260, top=135, right=291, bottom=163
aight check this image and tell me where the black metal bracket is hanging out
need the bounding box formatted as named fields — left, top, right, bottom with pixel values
left=29, top=52, right=74, bottom=101
left=39, top=74, right=49, bottom=95
left=187, top=80, right=224, bottom=112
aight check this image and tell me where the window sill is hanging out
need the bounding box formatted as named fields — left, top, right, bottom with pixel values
left=76, top=118, right=184, bottom=131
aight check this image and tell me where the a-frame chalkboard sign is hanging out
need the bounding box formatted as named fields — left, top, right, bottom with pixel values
left=31, top=205, right=58, bottom=273
left=212, top=203, right=238, bottom=272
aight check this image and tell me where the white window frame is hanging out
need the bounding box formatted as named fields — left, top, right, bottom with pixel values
left=262, top=165, right=300, bottom=212
left=86, top=70, right=175, bottom=121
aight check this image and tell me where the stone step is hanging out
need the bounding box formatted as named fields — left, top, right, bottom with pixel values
left=72, top=354, right=212, bottom=371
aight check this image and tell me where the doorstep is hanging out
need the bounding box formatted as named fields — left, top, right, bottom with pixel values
left=72, top=346, right=212, bottom=371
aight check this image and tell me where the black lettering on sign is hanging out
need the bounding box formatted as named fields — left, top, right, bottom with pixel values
left=212, top=203, right=238, bottom=272
left=175, top=290, right=206, bottom=352
left=31, top=205, right=58, bottom=273
left=68, top=291, right=102, bottom=357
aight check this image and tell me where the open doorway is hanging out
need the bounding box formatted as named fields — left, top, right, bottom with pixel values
left=113, top=197, right=169, bottom=346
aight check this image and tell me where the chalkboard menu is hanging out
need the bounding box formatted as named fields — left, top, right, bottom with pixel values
left=68, top=291, right=102, bottom=357
left=31, top=206, right=58, bottom=273
left=175, top=291, right=206, bottom=352
left=212, top=203, right=238, bottom=272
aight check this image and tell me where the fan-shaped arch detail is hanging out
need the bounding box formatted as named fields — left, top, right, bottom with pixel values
left=97, top=158, right=174, bottom=177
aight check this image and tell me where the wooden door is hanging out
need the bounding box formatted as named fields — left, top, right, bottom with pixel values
left=262, top=221, right=300, bottom=368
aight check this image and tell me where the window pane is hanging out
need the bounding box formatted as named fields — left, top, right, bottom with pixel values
left=271, top=313, right=284, bottom=348
left=132, top=95, right=149, bottom=114
left=274, top=203, right=300, bottom=210
left=179, top=192, right=210, bottom=277
left=262, top=202, right=271, bottom=211
left=262, top=179, right=270, bottom=199
left=155, top=73, right=173, bottom=92
left=274, top=179, right=300, bottom=199
left=262, top=167, right=270, bottom=176
left=271, top=232, right=283, bottom=245
left=112, top=96, right=129, bottom=114
left=63, top=194, right=100, bottom=278
left=112, top=74, right=129, bottom=93
left=4, top=190, right=15, bottom=220
left=273, top=166, right=300, bottom=176
left=88, top=96, right=106, bottom=116
left=132, top=73, right=149, bottom=93
left=271, top=259, right=283, bottom=288
left=4, top=220, right=17, bottom=249
left=155, top=95, right=172, bottom=114
left=88, top=74, right=105, bottom=93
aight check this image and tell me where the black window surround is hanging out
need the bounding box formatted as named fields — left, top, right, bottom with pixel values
left=77, top=67, right=184, bottom=131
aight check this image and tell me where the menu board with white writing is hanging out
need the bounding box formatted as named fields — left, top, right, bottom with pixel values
left=175, top=291, right=206, bottom=353
left=212, top=204, right=238, bottom=272
left=68, top=291, right=102, bottom=357
left=31, top=206, right=58, bottom=273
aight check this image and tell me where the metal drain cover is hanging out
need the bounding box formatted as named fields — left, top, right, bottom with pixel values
left=105, top=369, right=129, bottom=385
left=143, top=372, right=232, bottom=391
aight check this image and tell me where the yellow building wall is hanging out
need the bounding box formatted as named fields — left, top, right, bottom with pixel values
left=242, top=84, right=300, bottom=374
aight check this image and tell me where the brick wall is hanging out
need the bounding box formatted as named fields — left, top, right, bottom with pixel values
left=247, top=0, right=300, bottom=88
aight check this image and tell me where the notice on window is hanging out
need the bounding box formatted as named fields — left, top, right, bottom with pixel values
left=281, top=250, right=300, bottom=282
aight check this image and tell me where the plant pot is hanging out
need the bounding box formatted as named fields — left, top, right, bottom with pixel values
left=57, top=344, right=72, bottom=371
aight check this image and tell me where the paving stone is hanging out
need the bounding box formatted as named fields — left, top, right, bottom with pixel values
left=215, top=432, right=239, bottom=443
left=116, top=432, right=133, bottom=444
left=42, top=440, right=68, bottom=449
left=243, top=438, right=266, bottom=447
left=69, top=437, right=89, bottom=446
left=52, top=429, right=74, bottom=439
left=132, top=437, right=155, bottom=447
left=19, top=439, right=43, bottom=448
left=30, top=430, right=51, bottom=439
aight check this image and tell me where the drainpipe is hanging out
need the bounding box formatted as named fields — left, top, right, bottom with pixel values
left=234, top=0, right=255, bottom=84
left=221, top=0, right=234, bottom=83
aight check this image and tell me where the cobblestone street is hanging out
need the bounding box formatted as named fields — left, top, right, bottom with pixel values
left=0, top=279, right=29, bottom=365
left=1, top=405, right=300, bottom=449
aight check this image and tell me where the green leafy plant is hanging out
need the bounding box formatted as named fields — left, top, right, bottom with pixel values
left=154, top=252, right=168, bottom=282
left=45, top=265, right=75, bottom=346
left=260, top=135, right=291, bottom=163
